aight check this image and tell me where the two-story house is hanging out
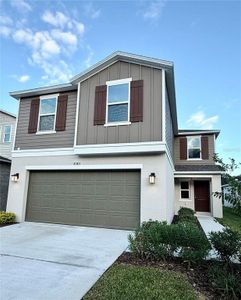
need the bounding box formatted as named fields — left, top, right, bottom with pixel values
left=7, top=52, right=222, bottom=229
left=0, top=109, right=16, bottom=210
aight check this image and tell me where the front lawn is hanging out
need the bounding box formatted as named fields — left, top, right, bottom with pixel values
left=83, top=264, right=197, bottom=300
left=217, top=207, right=241, bottom=234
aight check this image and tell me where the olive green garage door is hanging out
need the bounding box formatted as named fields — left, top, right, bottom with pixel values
left=26, top=170, right=140, bottom=230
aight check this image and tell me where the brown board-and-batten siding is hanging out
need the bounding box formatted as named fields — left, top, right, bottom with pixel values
left=174, top=134, right=216, bottom=165
left=14, top=91, right=77, bottom=150
left=77, top=61, right=163, bottom=145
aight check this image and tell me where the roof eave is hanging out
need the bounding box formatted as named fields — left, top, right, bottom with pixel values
left=177, top=130, right=220, bottom=138
left=10, top=83, right=77, bottom=100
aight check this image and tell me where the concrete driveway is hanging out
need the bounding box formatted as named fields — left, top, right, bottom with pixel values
left=0, top=222, right=130, bottom=300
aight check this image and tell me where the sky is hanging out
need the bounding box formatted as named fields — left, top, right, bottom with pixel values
left=0, top=0, right=241, bottom=173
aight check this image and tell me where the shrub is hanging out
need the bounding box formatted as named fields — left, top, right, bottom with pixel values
left=178, top=207, right=195, bottom=217
left=0, top=211, right=16, bottom=224
left=177, top=208, right=196, bottom=224
left=209, top=228, right=241, bottom=262
left=208, top=264, right=241, bottom=300
left=128, top=221, right=210, bottom=263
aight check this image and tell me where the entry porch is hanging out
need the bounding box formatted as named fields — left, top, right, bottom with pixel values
left=174, top=173, right=223, bottom=218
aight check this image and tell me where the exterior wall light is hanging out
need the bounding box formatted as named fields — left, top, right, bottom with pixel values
left=11, top=173, right=19, bottom=182
left=149, top=173, right=156, bottom=184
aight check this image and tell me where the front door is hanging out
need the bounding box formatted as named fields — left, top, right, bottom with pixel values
left=194, top=180, right=210, bottom=212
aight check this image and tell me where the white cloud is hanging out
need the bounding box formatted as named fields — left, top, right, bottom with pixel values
left=142, top=0, right=166, bottom=21
left=0, top=15, right=13, bottom=25
left=42, top=11, right=68, bottom=28
left=1, top=8, right=88, bottom=83
left=73, top=21, right=85, bottom=35
left=84, top=2, right=101, bottom=19
left=0, top=26, right=11, bottom=37
left=51, top=29, right=78, bottom=47
left=11, top=0, right=32, bottom=13
left=18, top=75, right=30, bottom=82
left=42, top=10, right=85, bottom=36
left=187, top=110, right=219, bottom=129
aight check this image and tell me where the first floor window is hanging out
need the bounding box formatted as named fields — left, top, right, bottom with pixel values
left=187, top=136, right=201, bottom=159
left=38, top=97, right=57, bottom=131
left=3, top=125, right=11, bottom=143
left=107, top=80, right=130, bottom=123
left=180, top=181, right=190, bottom=199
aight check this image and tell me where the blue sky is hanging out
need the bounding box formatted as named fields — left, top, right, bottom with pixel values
left=0, top=0, right=240, bottom=172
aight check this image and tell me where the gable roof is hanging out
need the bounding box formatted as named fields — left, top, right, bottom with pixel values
left=0, top=109, right=16, bottom=119
left=9, top=51, right=178, bottom=133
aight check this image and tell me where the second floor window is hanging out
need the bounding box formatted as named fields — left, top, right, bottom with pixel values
left=3, top=125, right=11, bottom=143
left=106, top=79, right=131, bottom=124
left=38, top=97, right=57, bottom=132
left=187, top=136, right=201, bottom=159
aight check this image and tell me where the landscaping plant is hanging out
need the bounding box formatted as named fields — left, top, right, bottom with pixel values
left=208, top=264, right=241, bottom=300
left=177, top=207, right=196, bottom=224
left=128, top=221, right=210, bottom=264
left=209, top=228, right=241, bottom=262
left=0, top=211, right=16, bottom=224
left=213, top=154, right=241, bottom=215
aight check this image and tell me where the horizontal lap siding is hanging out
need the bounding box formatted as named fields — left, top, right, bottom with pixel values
left=174, top=134, right=215, bottom=165
left=77, top=61, right=162, bottom=145
left=15, top=91, right=77, bottom=150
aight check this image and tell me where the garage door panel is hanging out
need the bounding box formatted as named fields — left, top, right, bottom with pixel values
left=26, top=170, right=140, bottom=230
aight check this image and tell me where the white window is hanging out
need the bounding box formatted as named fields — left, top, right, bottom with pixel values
left=106, top=78, right=131, bottom=125
left=187, top=136, right=201, bottom=159
left=180, top=181, right=190, bottom=199
left=3, top=125, right=11, bottom=143
left=38, top=96, right=57, bottom=132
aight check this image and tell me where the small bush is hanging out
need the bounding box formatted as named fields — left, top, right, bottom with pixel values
left=129, top=221, right=210, bottom=264
left=209, top=228, right=241, bottom=262
left=178, top=207, right=195, bottom=217
left=208, top=264, right=241, bottom=300
left=0, top=211, right=16, bottom=224
left=177, top=208, right=196, bottom=224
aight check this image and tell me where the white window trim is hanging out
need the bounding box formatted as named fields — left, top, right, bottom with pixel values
left=187, top=135, right=202, bottom=160
left=105, top=78, right=132, bottom=126
left=3, top=124, right=12, bottom=143
left=179, top=180, right=191, bottom=201
left=37, top=94, right=59, bottom=134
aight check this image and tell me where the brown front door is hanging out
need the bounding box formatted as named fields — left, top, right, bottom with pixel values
left=194, top=180, right=210, bottom=212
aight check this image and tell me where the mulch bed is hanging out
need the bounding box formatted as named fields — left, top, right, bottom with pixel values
left=0, top=222, right=18, bottom=227
left=117, top=252, right=240, bottom=300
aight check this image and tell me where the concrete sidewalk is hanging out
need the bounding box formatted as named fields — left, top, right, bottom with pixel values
left=197, top=215, right=224, bottom=236
left=0, top=222, right=130, bottom=300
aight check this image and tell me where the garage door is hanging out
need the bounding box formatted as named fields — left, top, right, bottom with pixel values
left=26, top=170, right=140, bottom=230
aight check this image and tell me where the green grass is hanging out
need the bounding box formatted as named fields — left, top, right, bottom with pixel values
left=217, top=207, right=241, bottom=234
left=83, top=264, right=197, bottom=300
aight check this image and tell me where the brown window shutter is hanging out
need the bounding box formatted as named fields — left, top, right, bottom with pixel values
left=201, top=136, right=209, bottom=159
left=56, top=95, right=68, bottom=131
left=28, top=98, right=40, bottom=134
left=94, top=85, right=107, bottom=125
left=180, top=137, right=187, bottom=160
left=130, top=80, right=143, bottom=122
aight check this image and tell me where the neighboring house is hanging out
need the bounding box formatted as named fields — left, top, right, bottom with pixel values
left=0, top=109, right=16, bottom=210
left=222, top=183, right=241, bottom=207
left=7, top=51, right=223, bottom=229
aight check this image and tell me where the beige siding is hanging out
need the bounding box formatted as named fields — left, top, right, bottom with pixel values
left=15, top=91, right=77, bottom=150
left=77, top=61, right=163, bottom=145
left=174, top=134, right=216, bottom=165
left=0, top=111, right=16, bottom=158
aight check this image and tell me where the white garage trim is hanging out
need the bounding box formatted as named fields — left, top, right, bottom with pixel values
left=25, top=164, right=143, bottom=171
